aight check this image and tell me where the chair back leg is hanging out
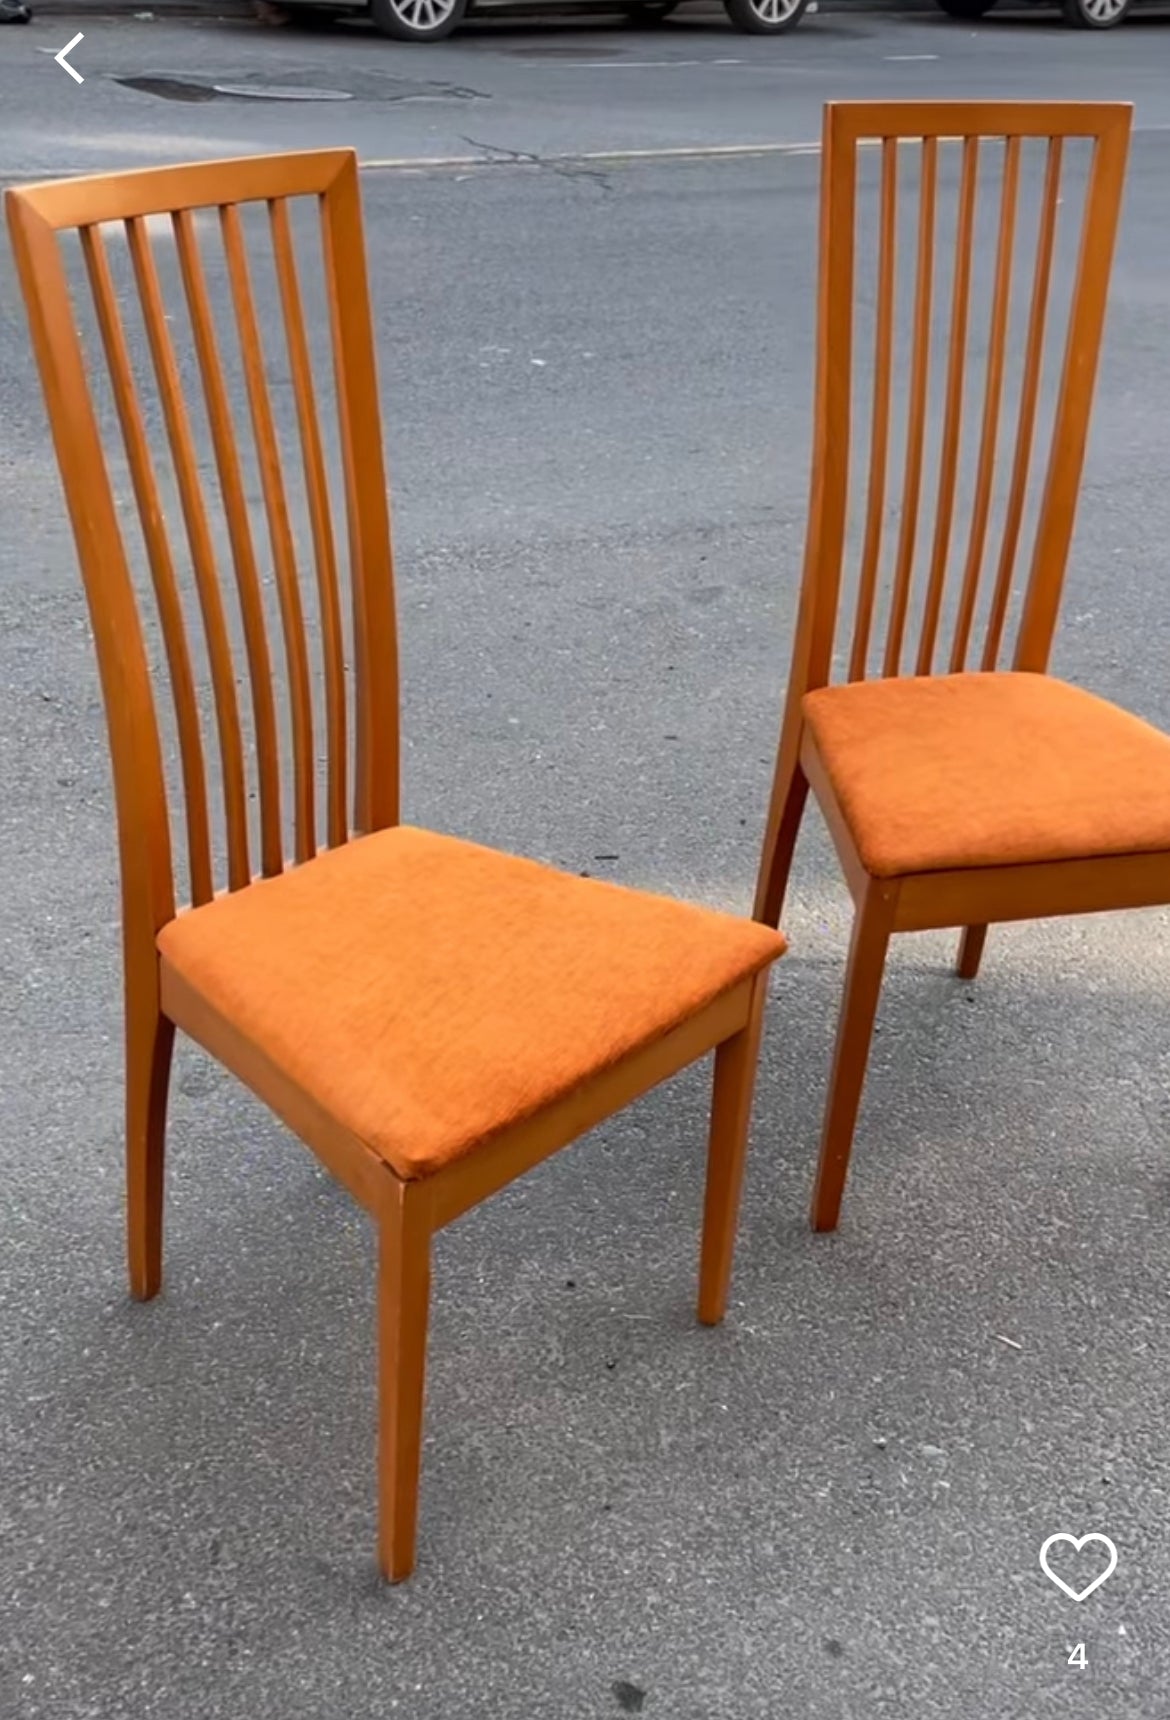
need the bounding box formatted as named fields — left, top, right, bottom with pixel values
left=811, top=882, right=897, bottom=1232
left=126, top=997, right=175, bottom=1301
left=755, top=762, right=810, bottom=928
left=956, top=923, right=989, bottom=980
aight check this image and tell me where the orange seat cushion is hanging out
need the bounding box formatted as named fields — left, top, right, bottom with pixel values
left=803, top=671, right=1170, bottom=878
left=157, top=825, right=785, bottom=1180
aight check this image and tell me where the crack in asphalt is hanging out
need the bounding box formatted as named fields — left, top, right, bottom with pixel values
left=459, top=133, right=614, bottom=194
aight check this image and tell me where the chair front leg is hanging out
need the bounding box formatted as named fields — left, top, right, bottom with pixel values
left=698, top=973, right=770, bottom=1326
left=811, top=880, right=897, bottom=1234
left=378, top=1178, right=432, bottom=1582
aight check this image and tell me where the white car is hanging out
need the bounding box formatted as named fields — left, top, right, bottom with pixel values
left=291, top=0, right=811, bottom=44
left=934, top=0, right=1148, bottom=28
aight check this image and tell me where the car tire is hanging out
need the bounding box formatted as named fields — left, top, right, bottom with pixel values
left=723, top=0, right=809, bottom=30
left=933, top=0, right=997, bottom=15
left=1060, top=0, right=1129, bottom=26
left=370, top=0, right=467, bottom=39
left=625, top=0, right=679, bottom=17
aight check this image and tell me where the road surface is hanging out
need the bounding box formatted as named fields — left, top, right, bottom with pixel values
left=2, top=12, right=1170, bottom=1720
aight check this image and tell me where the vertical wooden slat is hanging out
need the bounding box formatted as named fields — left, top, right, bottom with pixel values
left=916, top=137, right=979, bottom=675
left=80, top=225, right=214, bottom=908
left=320, top=156, right=400, bottom=835
left=270, top=196, right=348, bottom=850
left=849, top=137, right=898, bottom=683
left=220, top=202, right=316, bottom=866
left=171, top=207, right=284, bottom=879
left=949, top=136, right=1021, bottom=672
left=124, top=214, right=251, bottom=892
left=1015, top=117, right=1131, bottom=670
left=883, top=136, right=938, bottom=678
left=980, top=138, right=1062, bottom=670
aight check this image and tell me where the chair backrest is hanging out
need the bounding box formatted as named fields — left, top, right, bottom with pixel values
left=6, top=150, right=398, bottom=960
left=785, top=99, right=1130, bottom=716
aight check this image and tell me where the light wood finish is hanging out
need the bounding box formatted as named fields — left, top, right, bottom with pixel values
left=849, top=137, right=897, bottom=682
left=6, top=148, right=781, bottom=1581
left=126, top=980, right=175, bottom=1301
left=221, top=202, right=317, bottom=866
left=951, top=136, right=1021, bottom=674
left=378, top=1179, right=432, bottom=1584
left=955, top=924, right=988, bottom=982
left=81, top=223, right=216, bottom=908
left=270, top=195, right=349, bottom=850
left=698, top=972, right=769, bottom=1325
left=809, top=880, right=897, bottom=1234
left=917, top=136, right=976, bottom=678
left=982, top=137, right=1063, bottom=671
left=172, top=205, right=284, bottom=880
left=884, top=134, right=937, bottom=679
left=755, top=101, right=1133, bottom=1228
left=129, top=210, right=255, bottom=893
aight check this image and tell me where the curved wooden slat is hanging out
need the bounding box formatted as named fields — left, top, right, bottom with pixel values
left=980, top=138, right=1061, bottom=670
left=320, top=158, right=400, bottom=835
left=949, top=135, right=1021, bottom=672
left=221, top=202, right=317, bottom=865
left=124, top=213, right=251, bottom=891
left=849, top=137, right=898, bottom=683
left=81, top=224, right=214, bottom=908
left=1014, top=119, right=1130, bottom=669
left=917, top=136, right=979, bottom=675
left=172, top=206, right=284, bottom=879
left=270, top=195, right=348, bottom=850
left=883, top=135, right=937, bottom=679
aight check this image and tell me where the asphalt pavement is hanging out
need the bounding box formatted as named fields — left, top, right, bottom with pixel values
left=3, top=10, right=1170, bottom=1720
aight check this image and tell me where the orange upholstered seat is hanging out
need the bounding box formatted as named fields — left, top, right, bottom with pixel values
left=158, top=825, right=784, bottom=1180
left=803, top=672, right=1170, bottom=879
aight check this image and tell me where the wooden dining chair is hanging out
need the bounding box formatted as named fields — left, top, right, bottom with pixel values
left=6, top=150, right=786, bottom=1580
left=753, top=100, right=1151, bottom=1233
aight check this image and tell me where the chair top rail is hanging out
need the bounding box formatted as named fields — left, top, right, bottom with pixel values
left=828, top=100, right=1132, bottom=145
left=11, top=149, right=355, bottom=231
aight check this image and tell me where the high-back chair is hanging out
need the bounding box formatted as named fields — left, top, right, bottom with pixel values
left=6, top=151, right=785, bottom=1580
left=753, top=100, right=1150, bottom=1233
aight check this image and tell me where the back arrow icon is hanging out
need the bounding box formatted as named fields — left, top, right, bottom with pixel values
left=55, top=31, right=84, bottom=83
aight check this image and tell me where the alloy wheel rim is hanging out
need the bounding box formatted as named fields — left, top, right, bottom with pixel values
left=390, top=0, right=457, bottom=27
left=1081, top=0, right=1125, bottom=19
left=751, top=0, right=802, bottom=21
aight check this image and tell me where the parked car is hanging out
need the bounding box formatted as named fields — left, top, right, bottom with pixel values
left=283, top=0, right=811, bottom=44
left=934, top=0, right=1139, bottom=27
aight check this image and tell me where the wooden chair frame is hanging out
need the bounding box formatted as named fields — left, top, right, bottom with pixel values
left=6, top=150, right=780, bottom=1580
left=753, top=101, right=1135, bottom=1232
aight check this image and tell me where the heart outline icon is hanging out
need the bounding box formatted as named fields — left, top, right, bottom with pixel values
left=1039, top=1532, right=1118, bottom=1603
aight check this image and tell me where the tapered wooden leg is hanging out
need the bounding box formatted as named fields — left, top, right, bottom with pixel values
left=126, top=1000, right=175, bottom=1302
left=698, top=974, right=769, bottom=1326
left=810, top=883, right=897, bottom=1234
left=754, top=761, right=810, bottom=929
left=378, top=1180, right=431, bottom=1583
left=956, top=924, right=988, bottom=980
